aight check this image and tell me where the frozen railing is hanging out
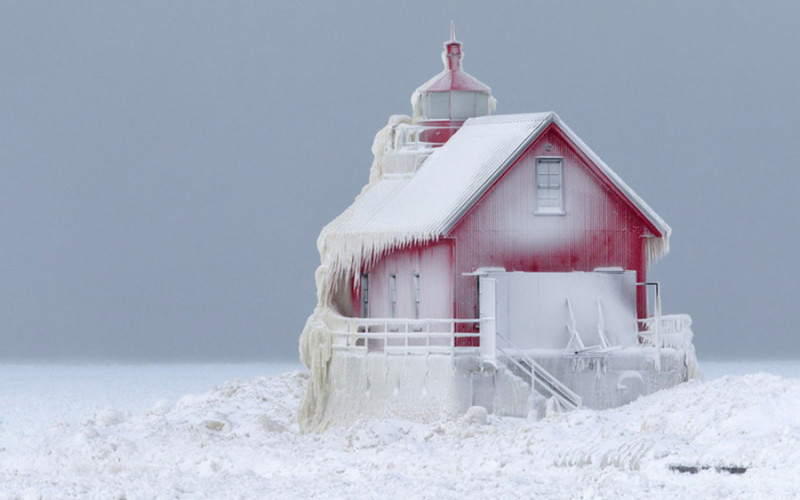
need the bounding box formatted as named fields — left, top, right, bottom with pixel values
left=638, top=314, right=694, bottom=349
left=328, top=314, right=480, bottom=355
left=635, top=280, right=693, bottom=351
left=640, top=314, right=692, bottom=335
left=496, top=332, right=582, bottom=411
left=389, top=123, right=461, bottom=151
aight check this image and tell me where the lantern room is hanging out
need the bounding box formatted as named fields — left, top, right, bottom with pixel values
left=412, top=24, right=494, bottom=144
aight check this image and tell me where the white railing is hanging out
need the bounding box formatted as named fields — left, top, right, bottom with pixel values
left=636, top=281, right=662, bottom=370
left=328, top=314, right=480, bottom=355
left=639, top=313, right=692, bottom=335
left=390, top=123, right=461, bottom=151
left=496, top=332, right=582, bottom=411
left=638, top=314, right=694, bottom=349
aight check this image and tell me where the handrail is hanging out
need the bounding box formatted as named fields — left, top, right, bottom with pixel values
left=638, top=314, right=694, bottom=349
left=389, top=123, right=462, bottom=151
left=639, top=314, right=692, bottom=335
left=332, top=315, right=479, bottom=326
left=637, top=281, right=661, bottom=371
left=327, top=313, right=480, bottom=355
left=326, top=313, right=582, bottom=411
left=496, top=331, right=582, bottom=411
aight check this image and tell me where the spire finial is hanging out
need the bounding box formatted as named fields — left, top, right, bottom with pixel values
left=443, top=22, right=463, bottom=71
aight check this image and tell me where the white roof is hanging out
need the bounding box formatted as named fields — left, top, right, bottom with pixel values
left=319, top=112, right=670, bottom=281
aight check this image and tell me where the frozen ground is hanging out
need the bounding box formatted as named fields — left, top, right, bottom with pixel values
left=0, top=360, right=798, bottom=498
left=0, top=362, right=301, bottom=447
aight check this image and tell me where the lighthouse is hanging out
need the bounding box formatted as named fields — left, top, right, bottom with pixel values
left=298, top=26, right=698, bottom=433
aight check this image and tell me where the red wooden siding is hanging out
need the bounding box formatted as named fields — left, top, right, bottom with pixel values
left=354, top=241, right=454, bottom=320
left=352, top=122, right=654, bottom=323
left=448, top=124, right=651, bottom=322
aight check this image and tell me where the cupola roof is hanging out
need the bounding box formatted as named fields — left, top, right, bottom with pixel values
left=414, top=23, right=491, bottom=95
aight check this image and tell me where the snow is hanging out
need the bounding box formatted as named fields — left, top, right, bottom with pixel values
left=319, top=114, right=549, bottom=288
left=0, top=363, right=297, bottom=447
left=0, top=362, right=799, bottom=498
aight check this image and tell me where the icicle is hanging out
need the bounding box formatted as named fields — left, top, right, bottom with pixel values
left=596, top=298, right=610, bottom=349
left=646, top=234, right=670, bottom=266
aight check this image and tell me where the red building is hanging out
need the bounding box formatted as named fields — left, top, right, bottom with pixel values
left=299, top=28, right=696, bottom=432
left=325, top=30, right=668, bottom=328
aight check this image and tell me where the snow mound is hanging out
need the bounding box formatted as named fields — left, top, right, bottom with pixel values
left=1, top=371, right=799, bottom=498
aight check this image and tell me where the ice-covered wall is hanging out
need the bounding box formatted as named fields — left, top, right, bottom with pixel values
left=528, top=348, right=698, bottom=410
left=356, top=241, right=453, bottom=320
left=299, top=116, right=432, bottom=432
left=303, top=353, right=470, bottom=432
left=490, top=271, right=639, bottom=350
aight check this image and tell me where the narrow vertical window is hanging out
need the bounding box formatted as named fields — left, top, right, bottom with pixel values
left=535, top=158, right=564, bottom=214
left=389, top=273, right=397, bottom=318
left=413, top=272, right=421, bottom=319
left=360, top=273, right=369, bottom=318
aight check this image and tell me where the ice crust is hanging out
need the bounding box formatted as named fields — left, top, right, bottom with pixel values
left=2, top=369, right=799, bottom=498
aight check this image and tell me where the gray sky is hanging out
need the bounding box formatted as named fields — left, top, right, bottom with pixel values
left=1, top=2, right=798, bottom=361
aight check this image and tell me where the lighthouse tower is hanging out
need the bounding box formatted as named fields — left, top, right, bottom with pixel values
left=412, top=23, right=494, bottom=144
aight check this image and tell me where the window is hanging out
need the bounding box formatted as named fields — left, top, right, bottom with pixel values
left=425, top=93, right=450, bottom=119
left=535, top=158, right=564, bottom=214
left=424, top=91, right=490, bottom=120
left=474, top=93, right=489, bottom=117
left=413, top=273, right=421, bottom=319
left=450, top=92, right=477, bottom=120
left=360, top=273, right=369, bottom=318
left=389, top=274, right=397, bottom=318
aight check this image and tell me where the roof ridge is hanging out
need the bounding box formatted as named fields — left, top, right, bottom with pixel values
left=465, top=112, right=555, bottom=125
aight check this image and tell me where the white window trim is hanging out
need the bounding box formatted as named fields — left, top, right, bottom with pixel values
left=535, top=157, right=565, bottom=215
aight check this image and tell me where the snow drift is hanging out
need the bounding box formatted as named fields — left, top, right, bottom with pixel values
left=1, top=370, right=799, bottom=498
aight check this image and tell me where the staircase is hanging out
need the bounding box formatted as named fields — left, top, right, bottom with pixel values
left=496, top=332, right=582, bottom=411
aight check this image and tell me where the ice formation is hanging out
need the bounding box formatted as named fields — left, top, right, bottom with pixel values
left=298, top=111, right=677, bottom=432
left=299, top=29, right=682, bottom=433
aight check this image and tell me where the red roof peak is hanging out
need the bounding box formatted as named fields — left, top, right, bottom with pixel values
left=414, top=27, right=491, bottom=94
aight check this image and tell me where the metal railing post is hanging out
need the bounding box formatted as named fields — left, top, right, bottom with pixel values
left=654, top=282, right=661, bottom=371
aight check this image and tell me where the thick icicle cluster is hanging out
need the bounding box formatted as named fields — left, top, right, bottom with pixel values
left=298, top=117, right=415, bottom=432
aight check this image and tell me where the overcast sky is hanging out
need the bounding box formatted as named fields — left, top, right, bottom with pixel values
left=1, top=2, right=798, bottom=361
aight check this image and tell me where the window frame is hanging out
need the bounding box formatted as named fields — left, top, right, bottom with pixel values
left=423, top=91, right=490, bottom=120
left=412, top=272, right=421, bottom=319
left=534, top=157, right=565, bottom=215
left=389, top=273, right=398, bottom=318
left=424, top=92, right=450, bottom=120
left=360, top=273, right=369, bottom=318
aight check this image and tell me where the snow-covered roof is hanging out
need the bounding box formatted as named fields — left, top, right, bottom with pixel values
left=319, top=112, right=670, bottom=281
left=413, top=66, right=492, bottom=94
